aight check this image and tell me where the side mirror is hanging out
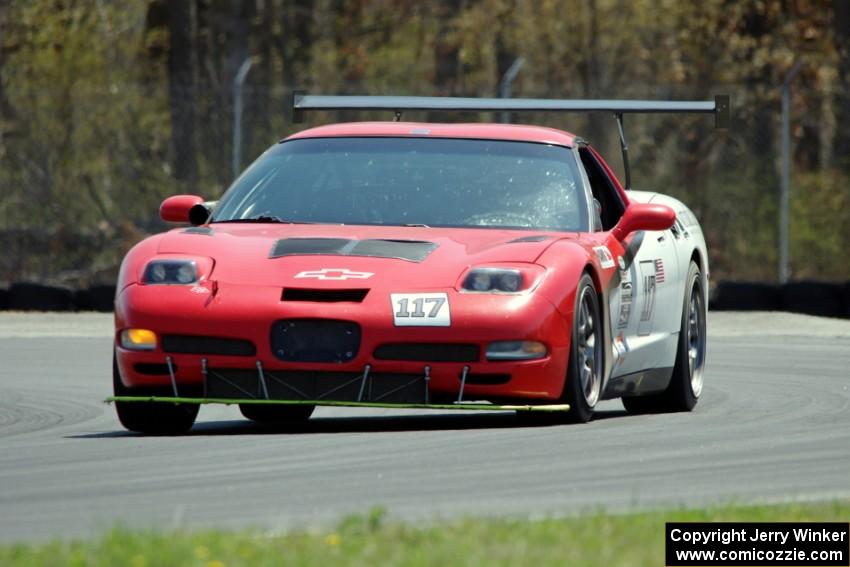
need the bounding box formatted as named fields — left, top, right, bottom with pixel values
left=159, top=195, right=204, bottom=224
left=611, top=203, right=676, bottom=242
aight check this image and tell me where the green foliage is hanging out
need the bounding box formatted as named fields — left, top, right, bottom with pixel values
left=790, top=171, right=850, bottom=280
left=1, top=0, right=172, bottom=283
left=1, top=0, right=848, bottom=284
left=0, top=500, right=848, bottom=566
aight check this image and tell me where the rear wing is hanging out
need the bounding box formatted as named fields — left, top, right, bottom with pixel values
left=290, top=92, right=730, bottom=189
left=292, top=93, right=729, bottom=127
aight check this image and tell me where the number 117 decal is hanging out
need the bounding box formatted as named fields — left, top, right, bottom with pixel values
left=391, top=293, right=451, bottom=326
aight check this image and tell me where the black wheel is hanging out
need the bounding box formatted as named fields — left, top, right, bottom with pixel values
left=561, top=273, right=604, bottom=422
left=622, top=260, right=706, bottom=414
left=239, top=403, right=314, bottom=423
left=113, top=354, right=199, bottom=435
left=515, top=275, right=602, bottom=425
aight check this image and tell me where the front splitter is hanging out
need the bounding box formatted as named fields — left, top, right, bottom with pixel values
left=106, top=396, right=570, bottom=412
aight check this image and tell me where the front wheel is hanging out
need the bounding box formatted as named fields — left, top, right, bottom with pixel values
left=563, top=273, right=604, bottom=423
left=515, top=274, right=602, bottom=425
left=113, top=355, right=199, bottom=435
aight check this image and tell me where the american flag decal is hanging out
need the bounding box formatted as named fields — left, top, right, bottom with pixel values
left=655, top=259, right=666, bottom=284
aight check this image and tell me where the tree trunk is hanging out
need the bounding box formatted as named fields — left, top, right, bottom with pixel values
left=252, top=0, right=274, bottom=149
left=222, top=0, right=254, bottom=180
left=430, top=0, right=461, bottom=121
left=579, top=0, right=609, bottom=157
left=434, top=0, right=460, bottom=96
left=280, top=0, right=313, bottom=120
left=0, top=1, right=18, bottom=152
left=167, top=0, right=198, bottom=184
left=832, top=0, right=850, bottom=168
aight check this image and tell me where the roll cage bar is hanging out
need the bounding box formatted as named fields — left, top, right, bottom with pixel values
left=291, top=92, right=730, bottom=191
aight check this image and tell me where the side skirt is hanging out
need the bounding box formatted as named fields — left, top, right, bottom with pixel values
left=601, top=366, right=673, bottom=400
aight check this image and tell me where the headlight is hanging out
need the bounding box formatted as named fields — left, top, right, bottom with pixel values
left=486, top=341, right=547, bottom=361
left=462, top=268, right=523, bottom=293
left=142, top=259, right=198, bottom=285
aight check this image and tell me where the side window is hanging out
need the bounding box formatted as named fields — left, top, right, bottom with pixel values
left=577, top=146, right=626, bottom=231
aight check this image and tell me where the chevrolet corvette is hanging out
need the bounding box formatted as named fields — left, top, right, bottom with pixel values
left=110, top=94, right=727, bottom=433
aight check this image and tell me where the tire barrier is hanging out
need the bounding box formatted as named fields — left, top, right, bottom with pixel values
left=710, top=281, right=782, bottom=312
left=2, top=283, right=115, bottom=312
left=72, top=284, right=116, bottom=312
left=844, top=283, right=850, bottom=318
left=710, top=280, right=850, bottom=319
left=780, top=281, right=845, bottom=319
left=0, top=281, right=847, bottom=317
left=8, top=282, right=76, bottom=312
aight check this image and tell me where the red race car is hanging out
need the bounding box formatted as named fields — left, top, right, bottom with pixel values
left=111, top=94, right=728, bottom=434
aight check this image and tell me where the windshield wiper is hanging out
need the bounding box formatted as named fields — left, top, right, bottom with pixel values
left=402, top=223, right=430, bottom=228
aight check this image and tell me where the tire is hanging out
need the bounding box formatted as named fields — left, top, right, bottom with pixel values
left=515, top=275, right=602, bottom=425
left=622, top=260, right=706, bottom=414
left=561, top=273, right=604, bottom=422
left=239, top=403, right=314, bottom=424
left=621, top=393, right=663, bottom=413
left=113, top=354, right=199, bottom=435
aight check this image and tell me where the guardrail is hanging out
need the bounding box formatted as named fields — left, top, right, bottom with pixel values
left=710, top=281, right=850, bottom=319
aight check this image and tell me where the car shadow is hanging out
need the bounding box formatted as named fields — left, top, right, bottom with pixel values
left=68, top=408, right=628, bottom=438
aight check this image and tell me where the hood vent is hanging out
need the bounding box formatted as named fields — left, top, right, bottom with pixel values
left=508, top=235, right=549, bottom=243
left=183, top=226, right=214, bottom=235
left=270, top=238, right=437, bottom=263
left=282, top=288, right=369, bottom=303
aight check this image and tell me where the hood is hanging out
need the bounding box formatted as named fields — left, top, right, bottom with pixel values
left=157, top=224, right=572, bottom=289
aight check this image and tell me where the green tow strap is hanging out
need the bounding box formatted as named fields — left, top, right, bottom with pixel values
left=107, top=396, right=570, bottom=413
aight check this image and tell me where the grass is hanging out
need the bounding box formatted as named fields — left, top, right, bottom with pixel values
left=1, top=501, right=848, bottom=566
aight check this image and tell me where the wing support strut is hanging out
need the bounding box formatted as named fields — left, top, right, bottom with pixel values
left=615, top=112, right=631, bottom=191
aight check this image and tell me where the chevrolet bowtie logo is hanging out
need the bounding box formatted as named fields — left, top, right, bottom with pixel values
left=294, top=268, right=374, bottom=281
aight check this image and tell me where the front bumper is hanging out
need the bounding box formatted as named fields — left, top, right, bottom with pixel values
left=115, top=282, right=572, bottom=402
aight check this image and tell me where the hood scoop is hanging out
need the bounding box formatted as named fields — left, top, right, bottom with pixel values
left=270, top=238, right=437, bottom=263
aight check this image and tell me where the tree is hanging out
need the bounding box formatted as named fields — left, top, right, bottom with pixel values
left=832, top=0, right=850, bottom=167
left=167, top=0, right=198, bottom=184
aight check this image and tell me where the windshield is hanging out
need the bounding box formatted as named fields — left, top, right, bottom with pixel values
left=212, top=137, right=588, bottom=231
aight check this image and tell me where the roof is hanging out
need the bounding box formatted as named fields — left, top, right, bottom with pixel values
left=285, top=122, right=578, bottom=147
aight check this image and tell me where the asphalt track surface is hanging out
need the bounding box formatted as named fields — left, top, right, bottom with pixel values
left=1, top=312, right=849, bottom=542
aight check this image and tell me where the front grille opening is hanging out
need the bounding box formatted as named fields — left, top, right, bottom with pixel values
left=462, top=373, right=511, bottom=385
left=282, top=288, right=369, bottom=303
left=161, top=335, right=256, bottom=356
left=133, top=363, right=176, bottom=375
left=373, top=343, right=480, bottom=363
